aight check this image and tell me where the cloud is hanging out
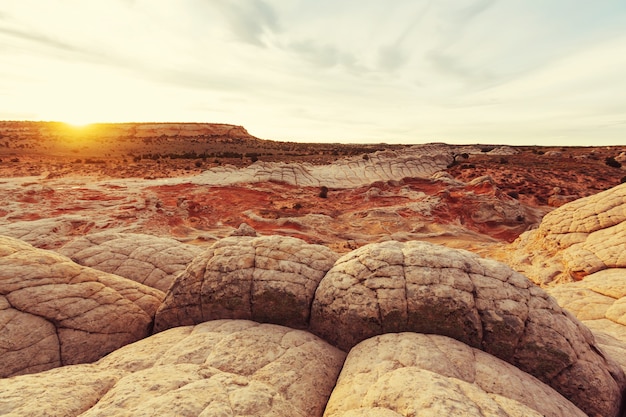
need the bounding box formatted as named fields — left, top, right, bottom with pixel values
left=287, top=40, right=362, bottom=71
left=375, top=2, right=432, bottom=72
left=427, top=50, right=496, bottom=86
left=0, top=26, right=83, bottom=54
left=207, top=0, right=279, bottom=47
left=377, top=45, right=409, bottom=72
left=453, top=0, right=496, bottom=21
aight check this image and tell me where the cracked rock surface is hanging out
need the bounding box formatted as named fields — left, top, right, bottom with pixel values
left=59, top=232, right=203, bottom=292
left=154, top=235, right=339, bottom=331
left=324, top=333, right=586, bottom=417
left=3, top=233, right=626, bottom=416
left=0, top=320, right=346, bottom=417
left=310, top=240, right=625, bottom=417
left=0, top=235, right=164, bottom=377
left=500, top=182, right=626, bottom=285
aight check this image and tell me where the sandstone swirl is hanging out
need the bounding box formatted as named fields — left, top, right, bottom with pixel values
left=189, top=144, right=453, bottom=188
left=0, top=235, right=164, bottom=377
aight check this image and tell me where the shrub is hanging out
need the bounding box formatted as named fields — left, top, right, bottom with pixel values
left=605, top=157, right=622, bottom=168
left=319, top=186, right=328, bottom=198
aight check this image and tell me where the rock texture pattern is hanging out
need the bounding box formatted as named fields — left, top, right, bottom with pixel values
left=500, top=182, right=626, bottom=285
left=155, top=235, right=339, bottom=331
left=0, top=215, right=98, bottom=250
left=0, top=235, right=164, bottom=377
left=0, top=320, right=346, bottom=417
left=3, top=231, right=626, bottom=416
left=324, top=333, right=586, bottom=417
left=190, top=145, right=453, bottom=188
left=59, top=232, right=203, bottom=292
left=544, top=268, right=626, bottom=374
left=310, top=240, right=625, bottom=417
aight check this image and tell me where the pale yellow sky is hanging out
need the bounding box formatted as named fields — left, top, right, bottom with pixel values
left=1, top=0, right=625, bottom=145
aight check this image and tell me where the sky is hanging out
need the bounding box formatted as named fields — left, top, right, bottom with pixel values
left=1, top=1, right=625, bottom=145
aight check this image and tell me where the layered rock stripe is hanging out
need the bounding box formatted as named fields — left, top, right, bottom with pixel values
left=189, top=145, right=453, bottom=188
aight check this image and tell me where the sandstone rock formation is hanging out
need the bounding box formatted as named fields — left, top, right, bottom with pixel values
left=499, top=182, right=626, bottom=285
left=310, top=240, right=625, bottom=417
left=0, top=235, right=164, bottom=377
left=2, top=231, right=626, bottom=416
left=189, top=144, right=453, bottom=188
left=324, top=333, right=586, bottom=417
left=0, top=320, right=346, bottom=417
left=0, top=215, right=98, bottom=249
left=59, top=232, right=203, bottom=292
left=155, top=235, right=339, bottom=331
left=544, top=268, right=626, bottom=374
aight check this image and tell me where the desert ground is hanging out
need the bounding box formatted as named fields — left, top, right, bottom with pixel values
left=2, top=121, right=626, bottom=416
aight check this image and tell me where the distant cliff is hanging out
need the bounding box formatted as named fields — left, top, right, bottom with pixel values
left=0, top=121, right=262, bottom=157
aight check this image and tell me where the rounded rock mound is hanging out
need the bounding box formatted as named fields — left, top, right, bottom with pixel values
left=58, top=232, right=203, bottom=292
left=0, top=320, right=346, bottom=417
left=324, top=333, right=587, bottom=417
left=154, top=235, right=339, bottom=332
left=309, top=240, right=625, bottom=417
left=502, top=182, right=626, bottom=285
left=0, top=235, right=164, bottom=377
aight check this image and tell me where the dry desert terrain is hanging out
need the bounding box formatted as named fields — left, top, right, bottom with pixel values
left=2, top=121, right=626, bottom=417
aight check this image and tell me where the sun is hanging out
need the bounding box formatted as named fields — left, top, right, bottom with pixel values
left=63, top=116, right=95, bottom=128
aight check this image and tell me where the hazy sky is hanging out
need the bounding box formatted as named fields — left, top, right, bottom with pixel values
left=1, top=1, right=625, bottom=145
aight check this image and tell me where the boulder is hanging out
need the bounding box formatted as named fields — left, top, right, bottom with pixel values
left=0, top=235, right=164, bottom=377
left=324, top=333, right=586, bottom=417
left=310, top=240, right=625, bottom=417
left=59, top=232, right=203, bottom=292
left=0, top=320, right=346, bottom=417
left=154, top=235, right=339, bottom=331
left=500, top=182, right=626, bottom=285
left=546, top=269, right=626, bottom=371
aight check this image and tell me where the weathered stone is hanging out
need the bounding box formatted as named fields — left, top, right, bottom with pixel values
left=310, top=240, right=625, bottom=417
left=154, top=235, right=339, bottom=331
left=59, top=232, right=203, bottom=292
left=0, top=320, right=346, bottom=417
left=545, top=269, right=626, bottom=376
left=500, top=182, right=626, bottom=285
left=324, top=333, right=586, bottom=417
left=190, top=144, right=453, bottom=188
left=0, top=235, right=164, bottom=377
